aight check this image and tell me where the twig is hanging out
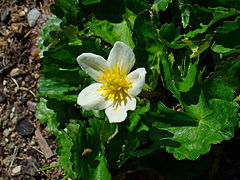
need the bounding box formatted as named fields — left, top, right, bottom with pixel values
left=12, top=77, right=37, bottom=97
left=0, top=104, right=6, bottom=114
left=31, top=146, right=45, bottom=156
left=11, top=77, right=19, bottom=88
left=8, top=146, right=19, bottom=173
left=15, top=157, right=25, bottom=160
left=35, top=164, right=61, bottom=173
left=24, top=30, right=32, bottom=39
left=19, top=87, right=37, bottom=97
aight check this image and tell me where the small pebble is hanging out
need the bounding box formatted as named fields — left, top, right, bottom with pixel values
left=10, top=68, right=21, bottom=77
left=3, top=80, right=7, bottom=86
left=4, top=86, right=9, bottom=93
left=11, top=166, right=22, bottom=176
left=34, top=73, right=40, bottom=79
left=12, top=117, right=18, bottom=125
left=9, top=128, right=13, bottom=133
left=30, top=140, right=35, bottom=145
left=27, top=8, right=41, bottom=27
left=24, top=7, right=28, bottom=13
left=21, top=81, right=25, bottom=86
left=36, top=63, right=41, bottom=69
left=3, top=129, right=10, bottom=137
left=10, top=107, right=15, bottom=119
left=10, top=132, right=16, bottom=138
left=27, top=101, right=37, bottom=112
left=19, top=11, right=25, bottom=17
left=7, top=38, right=11, bottom=43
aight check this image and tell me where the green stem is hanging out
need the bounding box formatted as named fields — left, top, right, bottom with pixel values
left=62, top=175, right=69, bottom=180
left=35, top=164, right=61, bottom=173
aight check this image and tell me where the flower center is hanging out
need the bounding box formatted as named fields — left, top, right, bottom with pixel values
left=97, top=64, right=132, bottom=101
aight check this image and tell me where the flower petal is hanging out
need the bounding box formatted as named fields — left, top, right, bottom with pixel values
left=127, top=68, right=146, bottom=97
left=77, top=83, right=112, bottom=110
left=77, top=53, right=111, bottom=81
left=105, top=97, right=136, bottom=123
left=108, top=41, right=135, bottom=74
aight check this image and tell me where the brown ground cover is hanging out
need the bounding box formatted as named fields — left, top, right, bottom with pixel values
left=0, top=0, right=63, bottom=179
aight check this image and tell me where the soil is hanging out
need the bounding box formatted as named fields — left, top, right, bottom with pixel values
left=0, top=0, right=63, bottom=179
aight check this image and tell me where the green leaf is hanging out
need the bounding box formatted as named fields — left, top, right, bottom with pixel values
left=38, top=76, right=79, bottom=101
left=174, top=57, right=199, bottom=92
left=81, top=0, right=100, bottom=5
left=214, top=58, right=240, bottom=89
left=91, top=155, right=112, bottom=180
left=217, top=15, right=240, bottom=34
left=78, top=118, right=112, bottom=180
left=183, top=34, right=213, bottom=58
left=133, top=150, right=213, bottom=180
left=178, top=1, right=190, bottom=28
left=36, top=99, right=84, bottom=179
left=211, top=42, right=233, bottom=54
left=159, top=23, right=185, bottom=49
left=159, top=23, right=182, bottom=42
left=50, top=0, right=82, bottom=27
left=105, top=101, right=149, bottom=168
left=152, top=0, right=172, bottom=12
left=159, top=50, right=180, bottom=98
left=185, top=7, right=238, bottom=38
left=101, top=120, right=118, bottom=144
left=87, top=0, right=125, bottom=23
left=214, top=15, right=240, bottom=50
left=56, top=130, right=77, bottom=179
left=203, top=77, right=234, bottom=101
left=166, top=98, right=238, bottom=159
left=133, top=11, right=163, bottom=90
left=37, top=15, right=62, bottom=58
left=88, top=15, right=135, bottom=49
left=61, top=118, right=111, bottom=180
left=128, top=100, right=150, bottom=132
left=150, top=77, right=238, bottom=160
left=151, top=103, right=198, bottom=127
left=126, top=0, right=150, bottom=14
left=36, top=98, right=59, bottom=132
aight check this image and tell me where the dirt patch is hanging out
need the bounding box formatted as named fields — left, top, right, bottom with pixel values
left=0, top=0, right=63, bottom=179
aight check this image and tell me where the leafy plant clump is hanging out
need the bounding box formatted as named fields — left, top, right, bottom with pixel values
left=36, top=0, right=240, bottom=179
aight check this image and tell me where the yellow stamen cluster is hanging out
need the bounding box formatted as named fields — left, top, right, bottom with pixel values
left=97, top=64, right=132, bottom=101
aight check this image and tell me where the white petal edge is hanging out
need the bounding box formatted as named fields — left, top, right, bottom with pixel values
left=77, top=83, right=112, bottom=110
left=127, top=68, right=146, bottom=97
left=77, top=53, right=110, bottom=81
left=107, top=41, right=135, bottom=74
left=105, top=97, right=136, bottom=123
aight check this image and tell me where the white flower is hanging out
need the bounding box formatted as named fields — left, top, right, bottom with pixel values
left=77, top=41, right=146, bottom=123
